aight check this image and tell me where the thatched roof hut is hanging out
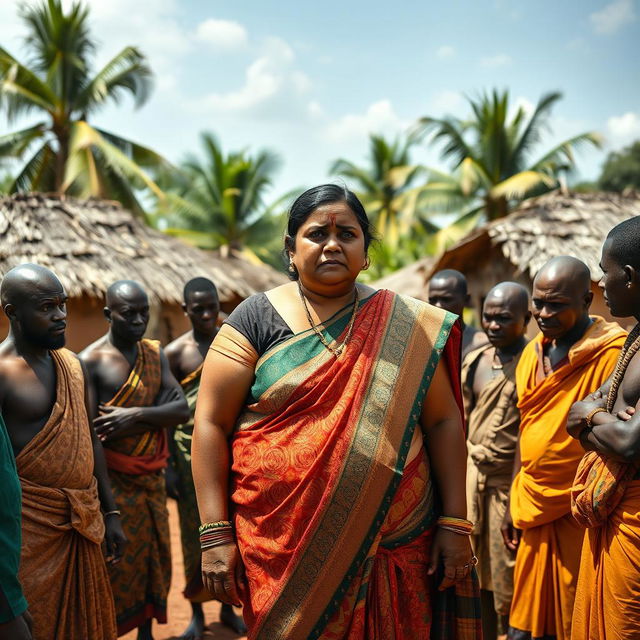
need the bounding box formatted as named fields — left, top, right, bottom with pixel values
left=0, top=193, right=287, bottom=349
left=427, top=190, right=640, bottom=329
left=372, top=257, right=435, bottom=300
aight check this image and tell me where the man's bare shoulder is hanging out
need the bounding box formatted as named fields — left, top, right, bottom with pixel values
left=165, top=330, right=194, bottom=358
left=79, top=335, right=123, bottom=371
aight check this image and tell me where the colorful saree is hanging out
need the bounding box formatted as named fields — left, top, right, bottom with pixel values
left=230, top=289, right=481, bottom=640
left=102, top=339, right=171, bottom=635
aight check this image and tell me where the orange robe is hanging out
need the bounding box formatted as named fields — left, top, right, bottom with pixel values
left=571, top=480, right=640, bottom=639
left=509, top=318, right=626, bottom=640
left=17, top=349, right=117, bottom=640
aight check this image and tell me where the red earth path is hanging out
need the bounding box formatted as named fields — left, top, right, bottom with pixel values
left=122, top=500, right=248, bottom=640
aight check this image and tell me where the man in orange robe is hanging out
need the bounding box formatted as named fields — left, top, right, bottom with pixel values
left=0, top=264, right=126, bottom=640
left=567, top=218, right=640, bottom=639
left=506, top=257, right=626, bottom=640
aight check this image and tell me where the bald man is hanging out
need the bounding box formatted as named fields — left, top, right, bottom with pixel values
left=462, top=282, right=530, bottom=640
left=567, top=217, right=640, bottom=639
left=428, top=269, right=488, bottom=359
left=0, top=264, right=124, bottom=639
left=506, top=257, right=626, bottom=640
left=81, top=280, right=189, bottom=640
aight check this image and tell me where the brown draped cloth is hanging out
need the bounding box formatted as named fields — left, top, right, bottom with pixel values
left=102, top=339, right=171, bottom=636
left=462, top=344, right=520, bottom=618
left=17, top=348, right=117, bottom=640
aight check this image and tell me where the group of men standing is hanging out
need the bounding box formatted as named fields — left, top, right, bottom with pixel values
left=0, top=269, right=244, bottom=640
left=430, top=215, right=640, bottom=640
left=1, top=214, right=639, bottom=640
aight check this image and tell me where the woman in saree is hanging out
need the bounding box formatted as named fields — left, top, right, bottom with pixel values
left=192, top=184, right=481, bottom=639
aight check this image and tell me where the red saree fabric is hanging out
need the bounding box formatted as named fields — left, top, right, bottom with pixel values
left=228, top=289, right=479, bottom=639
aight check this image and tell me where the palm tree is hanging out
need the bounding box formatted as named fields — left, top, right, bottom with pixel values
left=159, top=132, right=288, bottom=266
left=0, top=0, right=167, bottom=214
left=415, top=90, right=601, bottom=222
left=329, top=134, right=438, bottom=250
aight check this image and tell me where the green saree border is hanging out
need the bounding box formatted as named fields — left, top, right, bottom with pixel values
left=250, top=292, right=381, bottom=402
left=305, top=306, right=457, bottom=639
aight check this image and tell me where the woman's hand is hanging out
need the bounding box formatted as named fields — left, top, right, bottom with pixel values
left=202, top=543, right=245, bottom=606
left=427, top=528, right=475, bottom=591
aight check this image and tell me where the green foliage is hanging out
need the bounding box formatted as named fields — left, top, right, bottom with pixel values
left=0, top=0, right=167, bottom=214
left=416, top=90, right=601, bottom=222
left=598, top=140, right=640, bottom=192
left=156, top=132, right=290, bottom=268
left=330, top=134, right=437, bottom=250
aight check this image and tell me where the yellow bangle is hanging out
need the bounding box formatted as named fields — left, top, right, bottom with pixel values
left=585, top=407, right=607, bottom=428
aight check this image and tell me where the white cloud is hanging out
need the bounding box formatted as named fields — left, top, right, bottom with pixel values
left=590, top=0, right=636, bottom=34
left=479, top=53, right=512, bottom=68
left=307, top=101, right=325, bottom=120
left=325, top=100, right=408, bottom=143
left=197, top=37, right=307, bottom=113
left=195, top=19, right=248, bottom=50
left=606, top=112, right=640, bottom=148
left=429, top=90, right=464, bottom=115
left=436, top=45, right=456, bottom=60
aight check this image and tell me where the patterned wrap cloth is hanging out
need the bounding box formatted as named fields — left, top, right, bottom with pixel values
left=102, top=339, right=171, bottom=636
left=17, top=349, right=117, bottom=640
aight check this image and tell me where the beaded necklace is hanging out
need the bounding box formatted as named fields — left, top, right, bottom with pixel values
left=297, top=282, right=359, bottom=358
left=606, top=323, right=640, bottom=412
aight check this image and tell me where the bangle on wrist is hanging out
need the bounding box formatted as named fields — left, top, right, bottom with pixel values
left=585, top=407, right=607, bottom=428
left=437, top=516, right=474, bottom=535
left=103, top=510, right=121, bottom=518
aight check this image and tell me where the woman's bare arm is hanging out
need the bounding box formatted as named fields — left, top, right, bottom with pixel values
left=421, top=355, right=474, bottom=590
left=422, top=356, right=467, bottom=518
left=191, top=341, right=256, bottom=606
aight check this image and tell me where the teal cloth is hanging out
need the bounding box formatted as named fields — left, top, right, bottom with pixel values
left=0, top=414, right=28, bottom=623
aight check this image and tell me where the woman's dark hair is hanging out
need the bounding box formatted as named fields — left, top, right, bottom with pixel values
left=284, top=184, right=373, bottom=279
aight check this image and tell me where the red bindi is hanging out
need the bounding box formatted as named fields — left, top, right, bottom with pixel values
left=328, top=213, right=337, bottom=226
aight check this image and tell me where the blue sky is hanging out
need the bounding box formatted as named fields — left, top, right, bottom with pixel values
left=1, top=0, right=639, bottom=200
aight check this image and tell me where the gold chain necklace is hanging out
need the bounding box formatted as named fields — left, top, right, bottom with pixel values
left=297, top=282, right=359, bottom=357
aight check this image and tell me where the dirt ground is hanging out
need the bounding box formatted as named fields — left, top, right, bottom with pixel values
left=122, top=500, right=247, bottom=640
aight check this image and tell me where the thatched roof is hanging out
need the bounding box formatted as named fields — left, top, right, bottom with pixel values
left=372, top=256, right=434, bottom=300
left=0, top=193, right=287, bottom=304
left=429, top=190, right=640, bottom=282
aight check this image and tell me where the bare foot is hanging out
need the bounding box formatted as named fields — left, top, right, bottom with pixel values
left=220, top=603, right=247, bottom=635
left=178, top=603, right=205, bottom=640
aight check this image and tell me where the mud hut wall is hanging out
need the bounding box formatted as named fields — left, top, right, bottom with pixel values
left=0, top=296, right=195, bottom=352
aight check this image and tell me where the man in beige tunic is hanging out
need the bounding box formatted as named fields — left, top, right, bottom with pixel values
left=463, top=282, right=530, bottom=640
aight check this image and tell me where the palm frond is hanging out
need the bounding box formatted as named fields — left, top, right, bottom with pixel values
left=76, top=46, right=152, bottom=113
left=0, top=122, right=47, bottom=157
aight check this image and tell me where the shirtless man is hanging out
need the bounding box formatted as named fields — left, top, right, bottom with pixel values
left=428, top=269, right=488, bottom=359
left=568, top=216, right=640, bottom=639
left=0, top=264, right=124, bottom=639
left=81, top=280, right=189, bottom=640
left=462, top=282, right=530, bottom=640
left=165, top=277, right=246, bottom=639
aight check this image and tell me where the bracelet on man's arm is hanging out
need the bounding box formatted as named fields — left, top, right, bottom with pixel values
left=585, top=407, right=608, bottom=429
left=103, top=510, right=121, bottom=518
